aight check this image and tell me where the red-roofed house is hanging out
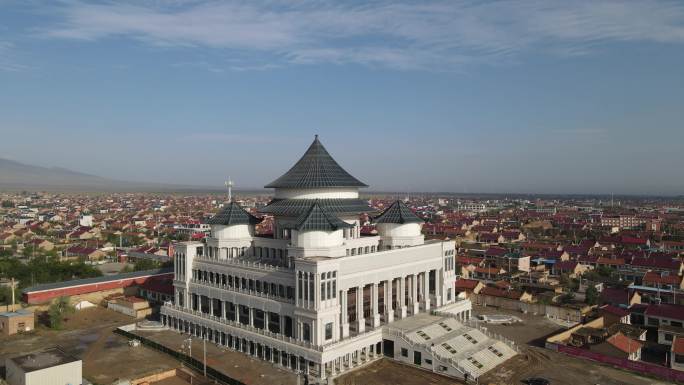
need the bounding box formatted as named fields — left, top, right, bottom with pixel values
left=471, top=266, right=506, bottom=280
left=642, top=271, right=684, bottom=290
left=478, top=232, right=504, bottom=244
left=454, top=279, right=484, bottom=297
left=645, top=304, right=684, bottom=334
left=592, top=332, right=642, bottom=361
left=600, top=287, right=641, bottom=307
left=551, top=261, right=588, bottom=278
left=600, top=304, right=631, bottom=325
left=64, top=246, right=106, bottom=261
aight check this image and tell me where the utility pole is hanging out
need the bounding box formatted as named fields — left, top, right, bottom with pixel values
left=10, top=277, right=16, bottom=312
left=225, top=177, right=233, bottom=203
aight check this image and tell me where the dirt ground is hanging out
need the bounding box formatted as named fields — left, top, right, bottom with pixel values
left=135, top=329, right=299, bottom=385
left=0, top=307, right=180, bottom=384
left=472, top=305, right=670, bottom=385
left=334, top=359, right=463, bottom=385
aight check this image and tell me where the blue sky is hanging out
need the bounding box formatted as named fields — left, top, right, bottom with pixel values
left=0, top=0, right=683, bottom=195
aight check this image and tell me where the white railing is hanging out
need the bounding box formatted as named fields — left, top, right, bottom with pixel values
left=196, top=255, right=293, bottom=272
left=162, top=304, right=323, bottom=352
left=189, top=279, right=295, bottom=304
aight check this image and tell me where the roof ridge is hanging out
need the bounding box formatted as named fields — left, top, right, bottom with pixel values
left=373, top=200, right=424, bottom=224
left=292, top=199, right=353, bottom=231
left=207, top=200, right=261, bottom=226
left=265, top=136, right=368, bottom=189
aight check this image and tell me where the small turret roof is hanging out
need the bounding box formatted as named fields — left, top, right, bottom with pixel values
left=373, top=200, right=424, bottom=224
left=290, top=200, right=354, bottom=231
left=265, top=135, right=367, bottom=189
left=207, top=201, right=261, bottom=226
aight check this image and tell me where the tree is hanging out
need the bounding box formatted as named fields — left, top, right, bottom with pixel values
left=1, top=200, right=14, bottom=208
left=0, top=286, right=19, bottom=306
left=48, top=296, right=74, bottom=330
left=559, top=292, right=575, bottom=304
left=586, top=285, right=599, bottom=305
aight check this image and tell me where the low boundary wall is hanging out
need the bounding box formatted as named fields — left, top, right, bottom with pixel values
left=546, top=342, right=684, bottom=383
left=114, top=326, right=246, bottom=385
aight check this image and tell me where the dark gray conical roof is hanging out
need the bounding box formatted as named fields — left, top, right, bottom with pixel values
left=207, top=201, right=262, bottom=226
left=289, top=200, right=354, bottom=231
left=373, top=200, right=424, bottom=224
left=265, top=136, right=367, bottom=189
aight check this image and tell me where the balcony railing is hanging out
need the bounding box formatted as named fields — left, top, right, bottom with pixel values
left=189, top=279, right=295, bottom=304
left=195, top=255, right=293, bottom=272
left=162, top=303, right=323, bottom=352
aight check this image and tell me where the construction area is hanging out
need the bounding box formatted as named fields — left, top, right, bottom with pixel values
left=0, top=307, right=185, bottom=385
left=1, top=302, right=676, bottom=385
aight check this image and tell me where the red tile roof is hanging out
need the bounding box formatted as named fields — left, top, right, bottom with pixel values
left=600, top=304, right=630, bottom=318
left=643, top=271, right=682, bottom=286
left=644, top=304, right=684, bottom=322
left=607, top=332, right=642, bottom=354
left=455, top=279, right=480, bottom=290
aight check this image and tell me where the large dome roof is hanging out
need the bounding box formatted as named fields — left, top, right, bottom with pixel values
left=265, top=135, right=367, bottom=189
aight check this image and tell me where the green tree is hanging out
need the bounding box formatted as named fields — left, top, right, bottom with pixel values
left=48, top=296, right=74, bottom=330
left=0, top=286, right=19, bottom=305
left=586, top=285, right=599, bottom=305
left=557, top=292, right=575, bottom=304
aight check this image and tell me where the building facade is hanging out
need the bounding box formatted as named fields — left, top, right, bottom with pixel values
left=161, top=136, right=465, bottom=380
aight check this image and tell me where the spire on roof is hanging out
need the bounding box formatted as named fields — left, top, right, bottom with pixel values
left=290, top=200, right=354, bottom=231
left=373, top=200, right=424, bottom=224
left=207, top=201, right=261, bottom=226
left=265, top=136, right=367, bottom=189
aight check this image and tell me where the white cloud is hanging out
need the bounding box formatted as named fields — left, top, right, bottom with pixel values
left=0, top=41, right=28, bottom=72
left=37, top=0, right=684, bottom=70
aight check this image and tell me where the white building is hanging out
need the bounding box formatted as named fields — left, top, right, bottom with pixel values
left=79, top=214, right=93, bottom=227
left=5, top=348, right=82, bottom=385
left=161, top=136, right=488, bottom=381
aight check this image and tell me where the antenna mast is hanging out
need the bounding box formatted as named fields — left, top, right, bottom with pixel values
left=225, top=177, right=234, bottom=203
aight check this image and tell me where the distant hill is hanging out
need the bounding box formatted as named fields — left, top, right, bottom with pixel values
left=0, top=157, right=228, bottom=192
left=0, top=158, right=114, bottom=188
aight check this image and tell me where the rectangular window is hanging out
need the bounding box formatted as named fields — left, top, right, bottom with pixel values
left=325, top=322, right=333, bottom=340
left=327, top=281, right=332, bottom=300
left=298, top=275, right=303, bottom=299
left=401, top=348, right=408, bottom=357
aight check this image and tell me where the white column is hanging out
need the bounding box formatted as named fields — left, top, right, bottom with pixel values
left=434, top=268, right=443, bottom=307
left=341, top=289, right=350, bottom=338
left=398, top=276, right=407, bottom=319
left=371, top=282, right=381, bottom=327
left=384, top=279, right=394, bottom=323
left=411, top=274, right=420, bottom=314
left=422, top=271, right=431, bottom=311
left=264, top=311, right=270, bottom=331
left=356, top=286, right=365, bottom=333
